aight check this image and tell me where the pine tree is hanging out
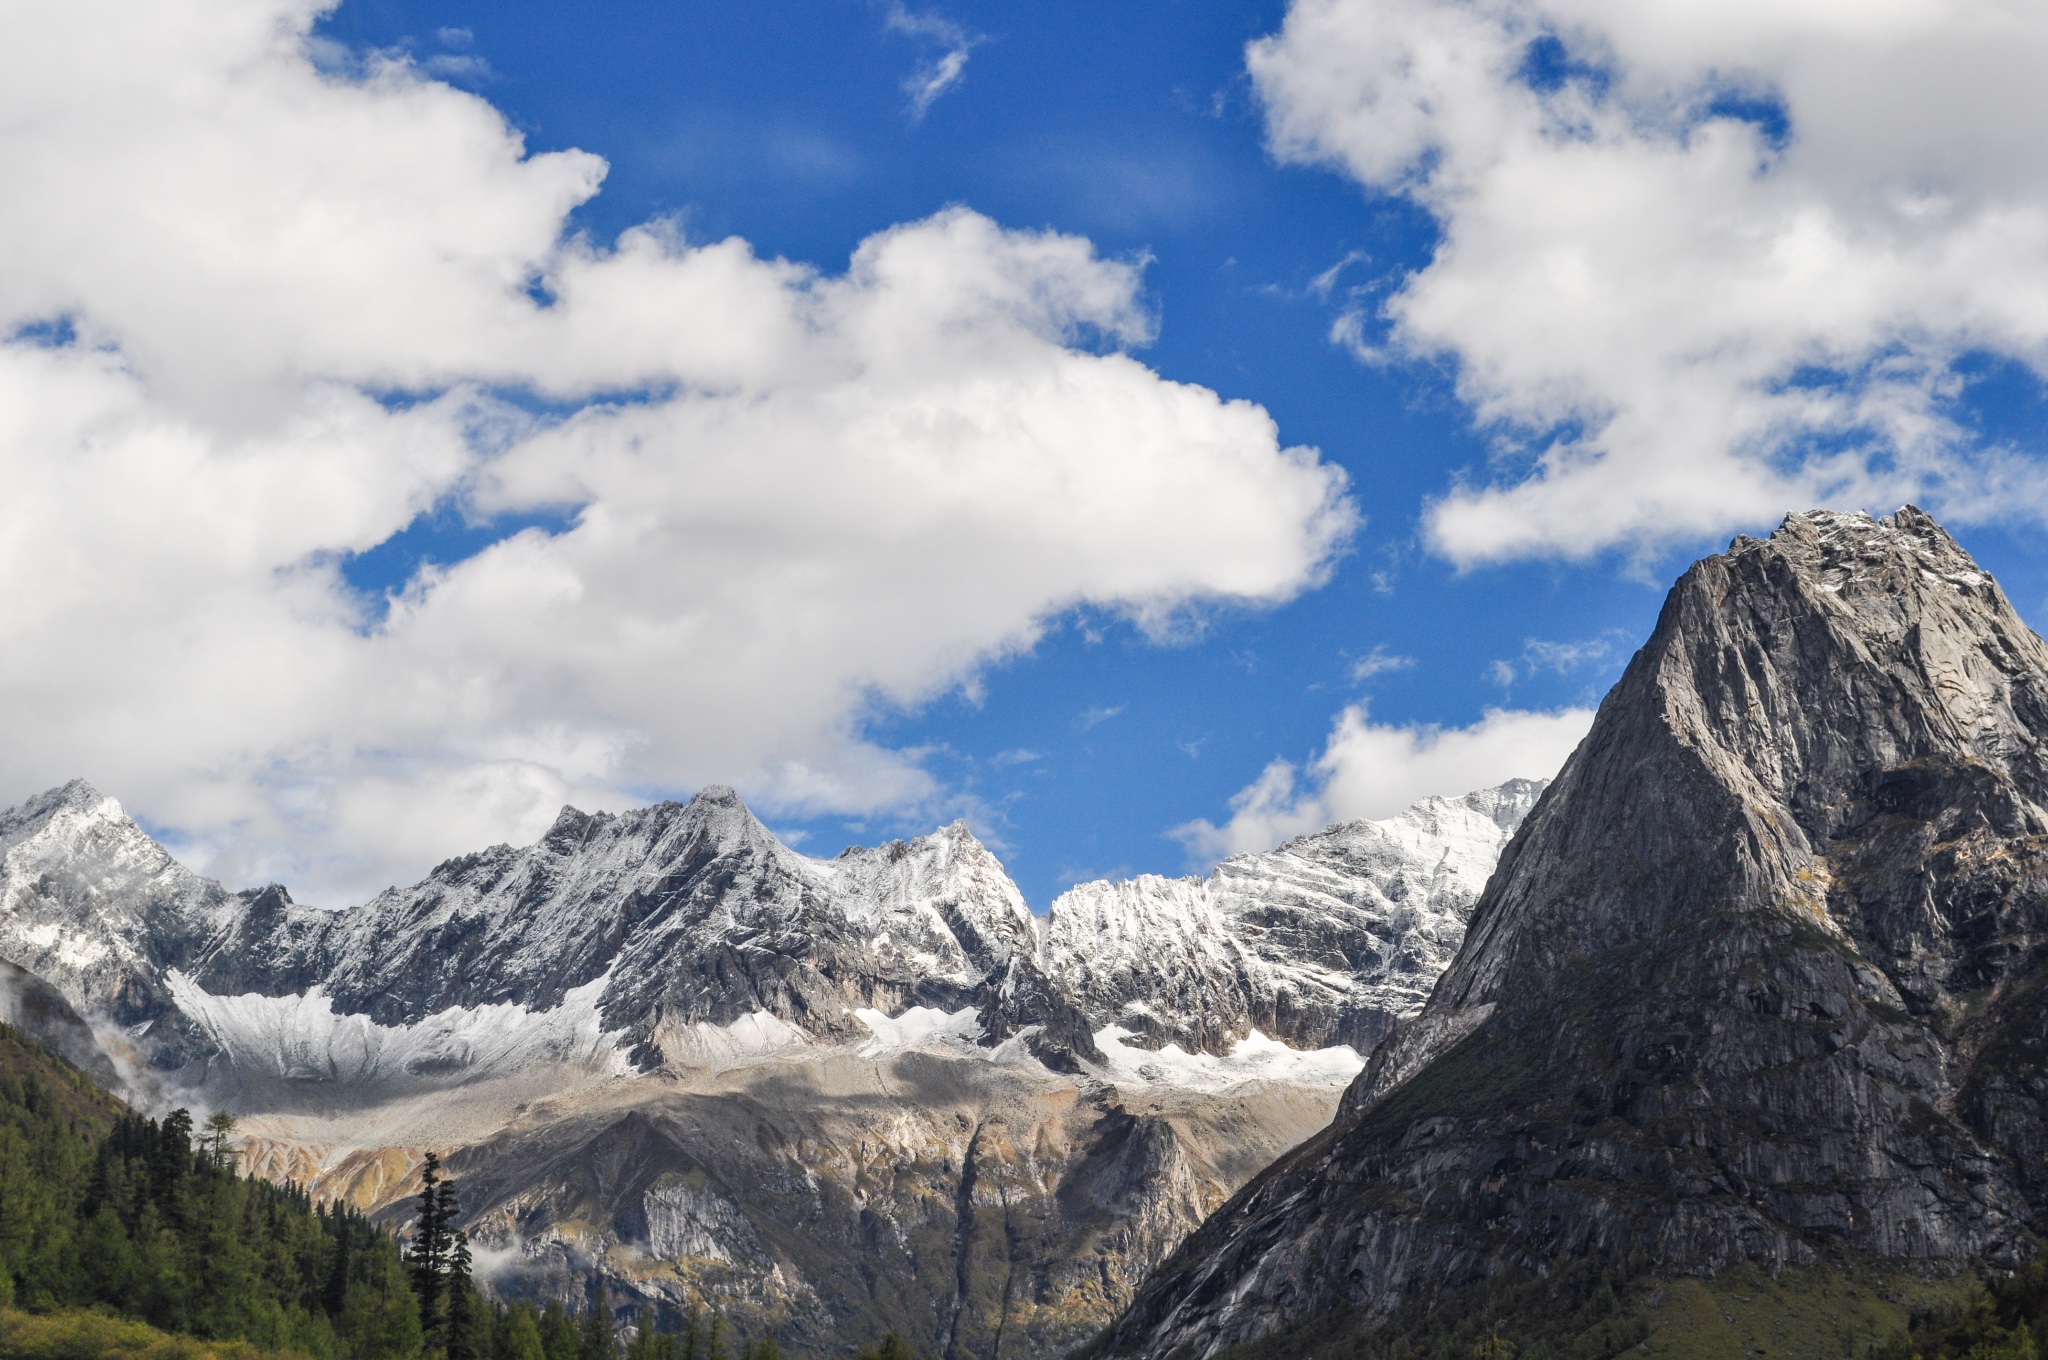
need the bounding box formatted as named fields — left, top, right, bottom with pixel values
left=409, top=1151, right=452, bottom=1348
left=324, top=1210, right=354, bottom=1317
left=150, top=1108, right=193, bottom=1221
left=201, top=1110, right=238, bottom=1171
left=502, top=1302, right=548, bottom=1360
left=854, top=1333, right=913, bottom=1360
left=541, top=1299, right=582, bottom=1360
left=582, top=1281, right=618, bottom=1360
left=681, top=1304, right=703, bottom=1360
left=626, top=1312, right=661, bottom=1360
left=446, top=1228, right=479, bottom=1360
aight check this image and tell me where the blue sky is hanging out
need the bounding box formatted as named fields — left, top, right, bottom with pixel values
left=5, top=0, right=2048, bottom=907
left=309, top=0, right=2048, bottom=904
left=312, top=0, right=1663, bottom=900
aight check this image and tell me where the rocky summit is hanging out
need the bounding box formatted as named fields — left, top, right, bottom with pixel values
left=1096, top=507, right=2048, bottom=1359
left=0, top=760, right=1540, bottom=1356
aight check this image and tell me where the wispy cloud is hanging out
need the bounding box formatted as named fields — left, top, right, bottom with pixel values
left=1307, top=250, right=1370, bottom=301
left=1174, top=703, right=1593, bottom=862
left=886, top=4, right=984, bottom=120
left=1077, top=704, right=1126, bottom=731
left=1521, top=637, right=1613, bottom=674
left=1489, top=632, right=1628, bottom=687
left=1348, top=645, right=1413, bottom=684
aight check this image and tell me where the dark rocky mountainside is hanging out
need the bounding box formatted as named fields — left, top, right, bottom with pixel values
left=1097, top=507, right=2048, bottom=1358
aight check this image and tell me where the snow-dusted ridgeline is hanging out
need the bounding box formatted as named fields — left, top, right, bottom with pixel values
left=0, top=776, right=1545, bottom=1091
left=1041, top=779, right=1547, bottom=1054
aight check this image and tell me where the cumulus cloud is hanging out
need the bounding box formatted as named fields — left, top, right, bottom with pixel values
left=1174, top=703, right=1592, bottom=860
left=0, top=0, right=1354, bottom=902
left=1250, top=0, right=2048, bottom=563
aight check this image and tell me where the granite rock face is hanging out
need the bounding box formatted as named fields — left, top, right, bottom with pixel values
left=1099, top=508, right=2048, bottom=1358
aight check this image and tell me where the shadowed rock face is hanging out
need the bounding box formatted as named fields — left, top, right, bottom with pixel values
left=0, top=958, right=121, bottom=1085
left=1098, top=508, right=2048, bottom=1359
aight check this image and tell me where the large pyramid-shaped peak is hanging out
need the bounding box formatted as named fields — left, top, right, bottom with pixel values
left=1097, top=508, right=2048, bottom=1358
left=1420, top=505, right=2048, bottom=1023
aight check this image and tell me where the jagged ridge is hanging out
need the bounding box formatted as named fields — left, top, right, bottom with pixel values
left=1, top=776, right=1542, bottom=1085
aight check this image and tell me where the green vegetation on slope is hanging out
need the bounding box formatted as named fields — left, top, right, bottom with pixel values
left=0, top=1021, right=420, bottom=1356
left=0, top=1305, right=320, bottom=1359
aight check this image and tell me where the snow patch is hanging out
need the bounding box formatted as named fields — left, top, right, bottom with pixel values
left=1090, top=1025, right=1364, bottom=1093
left=854, top=1004, right=983, bottom=1055
left=657, top=1010, right=813, bottom=1071
left=166, top=971, right=632, bottom=1087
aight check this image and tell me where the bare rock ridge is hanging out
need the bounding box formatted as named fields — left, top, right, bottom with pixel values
left=1096, top=506, right=2048, bottom=1359
left=0, top=757, right=1542, bottom=1357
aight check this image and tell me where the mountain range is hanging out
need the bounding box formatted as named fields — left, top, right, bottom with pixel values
left=0, top=747, right=1541, bottom=1356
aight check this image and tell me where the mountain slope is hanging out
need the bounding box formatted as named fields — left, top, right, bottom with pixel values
left=1096, top=507, right=2048, bottom=1359
left=190, top=789, right=1077, bottom=1064
left=0, top=781, right=237, bottom=1028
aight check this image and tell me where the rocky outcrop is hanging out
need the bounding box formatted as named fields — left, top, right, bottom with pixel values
left=0, top=775, right=1542, bottom=1086
left=0, top=958, right=121, bottom=1086
left=1097, top=508, right=2048, bottom=1358
left=0, top=780, right=239, bottom=1029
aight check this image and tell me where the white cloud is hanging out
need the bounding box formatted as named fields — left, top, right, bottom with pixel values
left=1174, top=703, right=1592, bottom=859
left=1348, top=645, right=1414, bottom=681
left=1250, top=0, right=2048, bottom=563
left=1520, top=636, right=1612, bottom=674
left=886, top=4, right=982, bottom=120
left=0, top=0, right=1355, bottom=903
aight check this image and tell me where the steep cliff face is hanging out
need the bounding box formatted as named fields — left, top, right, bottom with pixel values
left=1099, top=508, right=2048, bottom=1358
left=1042, top=782, right=1543, bottom=1055
left=232, top=1039, right=1352, bottom=1360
